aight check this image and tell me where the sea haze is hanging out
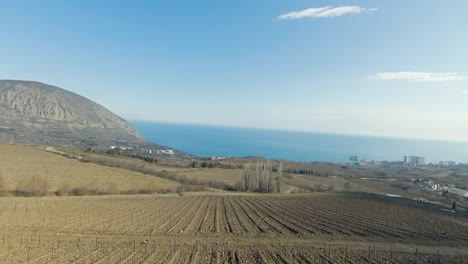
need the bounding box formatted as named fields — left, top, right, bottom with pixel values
left=131, top=121, right=468, bottom=163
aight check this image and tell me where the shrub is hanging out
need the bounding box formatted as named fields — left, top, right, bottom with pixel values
left=71, top=187, right=86, bottom=196
left=0, top=174, right=7, bottom=196
left=16, top=176, right=50, bottom=196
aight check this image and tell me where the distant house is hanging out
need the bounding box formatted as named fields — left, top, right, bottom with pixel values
left=458, top=194, right=468, bottom=210
left=157, top=149, right=174, bottom=155
left=448, top=188, right=468, bottom=197
left=385, top=194, right=402, bottom=198
left=439, top=161, right=456, bottom=167
left=421, top=181, right=442, bottom=191
left=461, top=194, right=468, bottom=203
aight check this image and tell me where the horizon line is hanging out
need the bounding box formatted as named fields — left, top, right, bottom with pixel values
left=127, top=118, right=468, bottom=145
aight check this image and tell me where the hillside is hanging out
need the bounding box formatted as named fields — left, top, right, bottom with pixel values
left=0, top=80, right=142, bottom=147
left=0, top=144, right=180, bottom=195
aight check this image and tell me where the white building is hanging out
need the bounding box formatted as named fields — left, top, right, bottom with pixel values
left=439, top=161, right=456, bottom=167
left=404, top=155, right=425, bottom=166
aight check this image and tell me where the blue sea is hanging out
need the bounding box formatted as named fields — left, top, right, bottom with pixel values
left=131, top=121, right=468, bottom=163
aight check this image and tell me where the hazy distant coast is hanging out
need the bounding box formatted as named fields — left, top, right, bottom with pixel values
left=132, top=121, right=468, bottom=163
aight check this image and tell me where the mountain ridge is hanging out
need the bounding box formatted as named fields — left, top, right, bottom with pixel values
left=0, top=80, right=145, bottom=148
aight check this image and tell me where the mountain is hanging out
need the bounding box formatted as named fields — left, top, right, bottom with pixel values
left=0, top=80, right=143, bottom=148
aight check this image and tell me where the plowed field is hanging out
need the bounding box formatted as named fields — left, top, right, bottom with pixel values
left=0, top=193, right=466, bottom=263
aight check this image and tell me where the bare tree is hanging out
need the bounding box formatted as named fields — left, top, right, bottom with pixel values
left=255, top=161, right=260, bottom=191
left=243, top=163, right=250, bottom=191
left=240, top=160, right=276, bottom=193
left=260, top=161, right=266, bottom=192
left=266, top=161, right=272, bottom=193
left=276, top=162, right=283, bottom=193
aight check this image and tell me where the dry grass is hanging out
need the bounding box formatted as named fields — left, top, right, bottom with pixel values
left=0, top=144, right=430, bottom=197
left=174, top=168, right=244, bottom=185
left=283, top=173, right=417, bottom=196
left=80, top=152, right=184, bottom=173
left=0, top=144, right=180, bottom=195
left=286, top=174, right=352, bottom=190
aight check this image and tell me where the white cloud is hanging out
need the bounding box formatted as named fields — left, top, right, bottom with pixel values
left=368, top=72, right=468, bottom=82
left=277, top=6, right=377, bottom=20
left=461, top=90, right=468, bottom=94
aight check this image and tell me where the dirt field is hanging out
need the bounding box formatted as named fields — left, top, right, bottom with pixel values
left=0, top=193, right=466, bottom=263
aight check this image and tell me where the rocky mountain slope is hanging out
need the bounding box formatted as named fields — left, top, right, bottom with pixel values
left=0, top=80, right=143, bottom=147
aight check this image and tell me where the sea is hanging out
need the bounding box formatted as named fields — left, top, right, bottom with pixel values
left=131, top=121, right=468, bottom=163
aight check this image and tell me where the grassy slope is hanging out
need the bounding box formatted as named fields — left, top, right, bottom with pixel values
left=1, top=144, right=458, bottom=200
left=0, top=144, right=180, bottom=194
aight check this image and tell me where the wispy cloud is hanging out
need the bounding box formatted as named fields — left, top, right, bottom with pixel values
left=277, top=6, right=377, bottom=20
left=461, top=90, right=468, bottom=94
left=368, top=72, right=468, bottom=82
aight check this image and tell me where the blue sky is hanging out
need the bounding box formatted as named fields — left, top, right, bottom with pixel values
left=1, top=1, right=468, bottom=141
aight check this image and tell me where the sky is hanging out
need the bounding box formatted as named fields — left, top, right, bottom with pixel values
left=1, top=0, right=468, bottom=142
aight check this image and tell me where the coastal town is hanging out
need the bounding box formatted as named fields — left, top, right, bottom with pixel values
left=349, top=155, right=468, bottom=211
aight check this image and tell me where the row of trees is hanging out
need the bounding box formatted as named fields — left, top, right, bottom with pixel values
left=191, top=161, right=242, bottom=169
left=238, top=161, right=283, bottom=193
left=284, top=168, right=336, bottom=177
